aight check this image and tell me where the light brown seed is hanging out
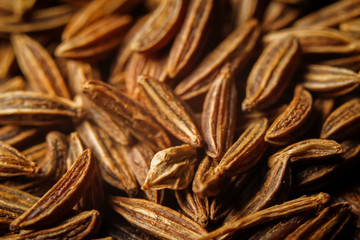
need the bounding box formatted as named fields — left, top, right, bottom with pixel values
left=125, top=51, right=168, bottom=97
left=77, top=121, right=138, bottom=196
left=215, top=117, right=268, bottom=176
left=138, top=75, right=202, bottom=148
left=226, top=154, right=291, bottom=224
left=0, top=185, right=39, bottom=229
left=198, top=193, right=330, bottom=240
left=264, top=28, right=360, bottom=54
left=56, top=15, right=132, bottom=60
left=10, top=149, right=95, bottom=230
left=119, top=142, right=164, bottom=204
left=38, top=131, right=68, bottom=181
left=0, top=40, right=15, bottom=78
left=302, top=64, right=360, bottom=97
left=62, top=0, right=140, bottom=40
left=0, top=125, right=38, bottom=149
left=110, top=196, right=208, bottom=240
left=265, top=86, right=313, bottom=145
left=201, top=63, right=237, bottom=159
left=175, top=187, right=209, bottom=227
left=262, top=1, right=302, bottom=32
left=2, top=210, right=99, bottom=240
left=284, top=203, right=351, bottom=240
left=11, top=34, right=70, bottom=99
left=131, top=0, right=186, bottom=52
left=321, top=98, right=360, bottom=140
left=0, top=5, right=75, bottom=33
left=167, top=0, right=213, bottom=78
left=0, top=76, right=26, bottom=93
left=242, top=36, right=301, bottom=112
left=269, top=139, right=343, bottom=168
left=294, top=0, right=360, bottom=29
left=0, top=141, right=37, bottom=177
left=82, top=80, right=171, bottom=151
left=174, top=19, right=260, bottom=100
left=0, top=91, right=81, bottom=126
left=142, top=144, right=197, bottom=191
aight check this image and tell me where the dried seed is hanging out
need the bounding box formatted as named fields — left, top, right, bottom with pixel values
left=131, top=0, right=186, bottom=52
left=284, top=203, right=351, bottom=240
left=0, top=185, right=39, bottom=229
left=125, top=51, right=168, bottom=96
left=269, top=139, right=343, bottom=167
left=62, top=0, right=140, bottom=40
left=262, top=1, right=302, bottom=32
left=175, top=187, right=209, bottom=227
left=226, top=154, right=291, bottom=224
left=302, top=64, right=360, bottom=97
left=82, top=80, right=171, bottom=151
left=198, top=193, right=330, bottom=240
left=0, top=141, right=37, bottom=177
left=10, top=149, right=95, bottom=230
left=77, top=121, right=138, bottom=196
left=167, top=0, right=213, bottom=78
left=242, top=36, right=301, bottom=111
left=11, top=34, right=70, bottom=99
left=174, top=19, right=260, bottom=100
left=0, top=76, right=26, bottom=93
left=321, top=98, right=360, bottom=140
left=142, top=144, right=197, bottom=190
left=56, top=15, right=132, bottom=60
left=0, top=91, right=81, bottom=126
left=201, top=63, right=237, bottom=159
left=0, top=40, right=15, bottom=78
left=215, top=118, right=268, bottom=176
left=0, top=5, right=75, bottom=33
left=264, top=28, right=360, bottom=54
left=110, top=196, right=208, bottom=240
left=265, top=86, right=313, bottom=145
left=2, top=210, right=99, bottom=240
left=294, top=0, right=360, bottom=29
left=138, top=75, right=202, bottom=148
left=119, top=142, right=164, bottom=204
left=192, top=155, right=223, bottom=198
left=0, top=125, right=38, bottom=149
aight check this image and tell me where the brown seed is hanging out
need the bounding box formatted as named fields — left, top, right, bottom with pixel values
left=284, top=203, right=351, bottom=240
left=321, top=98, right=360, bottom=140
left=294, top=0, right=360, bottom=29
left=11, top=34, right=70, bottom=99
left=0, top=185, right=39, bottom=229
left=82, top=80, right=171, bottom=151
left=0, top=5, right=75, bottom=33
left=264, top=28, right=360, bottom=54
left=198, top=193, right=330, bottom=240
left=138, top=75, right=202, bottom=148
left=215, top=117, right=268, bottom=176
left=10, top=149, right=95, bottom=230
left=62, top=0, right=140, bottom=40
left=265, top=86, right=313, bottom=145
left=175, top=187, right=209, bottom=227
left=302, top=64, right=360, bottom=97
left=167, top=0, right=214, bottom=78
left=242, top=36, right=301, bottom=111
left=56, top=15, right=132, bottom=60
left=131, top=0, right=186, bottom=52
left=110, top=196, right=208, bottom=240
left=77, top=121, right=138, bottom=196
left=174, top=19, right=260, bottom=100
left=0, top=141, right=37, bottom=177
left=142, top=144, right=197, bottom=191
left=0, top=91, right=81, bottom=126
left=4, top=210, right=99, bottom=240
left=201, top=63, right=237, bottom=159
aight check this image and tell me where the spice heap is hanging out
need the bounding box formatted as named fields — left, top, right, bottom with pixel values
left=1, top=0, right=360, bottom=239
